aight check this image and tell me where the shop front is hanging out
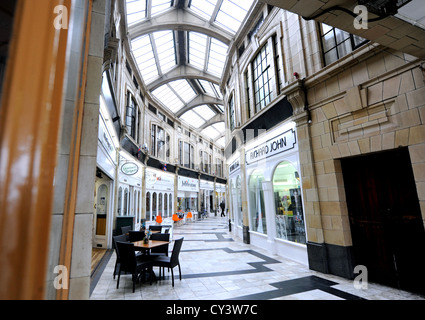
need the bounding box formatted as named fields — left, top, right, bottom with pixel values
left=93, top=96, right=119, bottom=249
left=200, top=179, right=214, bottom=215
left=116, top=151, right=143, bottom=232
left=229, top=157, right=243, bottom=238
left=177, top=176, right=199, bottom=216
left=244, top=122, right=308, bottom=265
left=145, top=168, right=174, bottom=222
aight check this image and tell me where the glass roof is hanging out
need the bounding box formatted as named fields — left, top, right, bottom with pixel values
left=152, top=79, right=197, bottom=113
left=180, top=104, right=216, bottom=128
left=125, top=0, right=256, bottom=146
left=201, top=122, right=225, bottom=139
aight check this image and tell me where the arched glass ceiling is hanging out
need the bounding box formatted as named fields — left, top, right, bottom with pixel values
left=125, top=0, right=255, bottom=144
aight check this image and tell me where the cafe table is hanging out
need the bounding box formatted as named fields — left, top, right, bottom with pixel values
left=132, top=239, right=169, bottom=255
left=132, top=239, right=170, bottom=282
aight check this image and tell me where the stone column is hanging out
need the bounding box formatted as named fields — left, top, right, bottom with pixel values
left=262, top=180, right=276, bottom=253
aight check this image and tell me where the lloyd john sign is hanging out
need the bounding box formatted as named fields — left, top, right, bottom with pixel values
left=245, top=129, right=296, bottom=165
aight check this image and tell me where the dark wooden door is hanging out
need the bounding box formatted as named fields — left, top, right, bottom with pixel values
left=341, top=148, right=425, bottom=295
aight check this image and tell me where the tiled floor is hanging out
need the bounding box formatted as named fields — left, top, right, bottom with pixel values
left=90, top=215, right=425, bottom=300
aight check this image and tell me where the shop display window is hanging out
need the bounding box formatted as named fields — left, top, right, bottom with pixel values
left=248, top=170, right=267, bottom=234
left=273, top=161, right=306, bottom=244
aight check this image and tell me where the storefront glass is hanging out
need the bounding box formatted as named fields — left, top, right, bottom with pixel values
left=248, top=170, right=267, bottom=234
left=236, top=176, right=242, bottom=227
left=146, top=192, right=151, bottom=221
left=273, top=161, right=306, bottom=244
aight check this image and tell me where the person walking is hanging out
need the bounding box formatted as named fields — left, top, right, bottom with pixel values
left=220, top=200, right=225, bottom=217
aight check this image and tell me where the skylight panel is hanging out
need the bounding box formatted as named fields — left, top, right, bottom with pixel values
left=151, top=0, right=173, bottom=17
left=212, top=121, right=225, bottom=133
left=215, top=0, right=254, bottom=34
left=168, top=80, right=197, bottom=104
left=194, top=104, right=216, bottom=120
left=188, top=32, right=207, bottom=70
left=152, top=85, right=184, bottom=113
left=212, top=83, right=222, bottom=99
left=131, top=35, right=159, bottom=83
left=207, top=38, right=227, bottom=76
left=198, top=79, right=216, bottom=98
left=189, top=0, right=217, bottom=21
left=216, top=136, right=225, bottom=147
left=153, top=31, right=176, bottom=74
left=180, top=110, right=205, bottom=128
left=201, top=126, right=220, bottom=139
left=126, top=0, right=147, bottom=26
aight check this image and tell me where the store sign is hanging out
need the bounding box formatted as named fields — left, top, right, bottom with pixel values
left=178, top=176, right=199, bottom=192
left=245, top=129, right=296, bottom=165
left=229, top=159, right=240, bottom=175
left=200, top=180, right=214, bottom=191
left=121, top=162, right=139, bottom=175
left=146, top=169, right=174, bottom=191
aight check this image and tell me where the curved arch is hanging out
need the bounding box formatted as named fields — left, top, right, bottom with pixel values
left=128, top=9, right=234, bottom=45
left=176, top=95, right=223, bottom=117
left=147, top=65, right=221, bottom=91
left=198, top=114, right=225, bottom=130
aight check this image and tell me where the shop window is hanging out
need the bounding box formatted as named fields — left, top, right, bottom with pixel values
left=152, top=192, right=157, bottom=217
left=248, top=170, right=267, bottom=234
left=123, top=187, right=129, bottom=216
left=159, top=193, right=163, bottom=217
left=146, top=192, right=151, bottom=221
left=236, top=176, right=242, bottom=227
left=118, top=187, right=123, bottom=216
left=273, top=161, right=305, bottom=244
left=164, top=193, right=168, bottom=217
left=169, top=194, right=173, bottom=216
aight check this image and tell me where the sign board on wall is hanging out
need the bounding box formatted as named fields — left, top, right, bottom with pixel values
left=146, top=169, right=174, bottom=191
left=121, top=162, right=139, bottom=175
left=245, top=129, right=296, bottom=165
left=178, top=176, right=199, bottom=192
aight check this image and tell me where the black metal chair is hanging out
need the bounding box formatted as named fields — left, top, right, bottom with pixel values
left=121, top=225, right=131, bottom=240
left=149, top=225, right=162, bottom=232
left=128, top=230, right=145, bottom=242
left=150, top=233, right=170, bottom=256
left=115, top=241, right=154, bottom=293
left=150, top=237, right=184, bottom=287
left=112, top=234, right=127, bottom=279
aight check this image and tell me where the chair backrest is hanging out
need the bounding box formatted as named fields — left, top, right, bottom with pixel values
left=149, top=225, right=162, bottom=231
left=116, top=241, right=137, bottom=273
left=121, top=225, right=131, bottom=235
left=113, top=234, right=127, bottom=258
left=128, top=230, right=145, bottom=242
left=150, top=233, right=170, bottom=254
left=170, top=237, right=184, bottom=266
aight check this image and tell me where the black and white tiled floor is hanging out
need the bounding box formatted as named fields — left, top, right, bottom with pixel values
left=90, top=215, right=425, bottom=300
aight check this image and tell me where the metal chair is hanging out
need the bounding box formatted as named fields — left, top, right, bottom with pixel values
left=115, top=241, right=153, bottom=293
left=112, top=234, right=127, bottom=279
left=150, top=237, right=184, bottom=287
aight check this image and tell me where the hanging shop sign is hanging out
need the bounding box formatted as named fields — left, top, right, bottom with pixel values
left=245, top=129, right=296, bottom=165
left=121, top=162, right=139, bottom=175
left=178, top=176, right=199, bottom=192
